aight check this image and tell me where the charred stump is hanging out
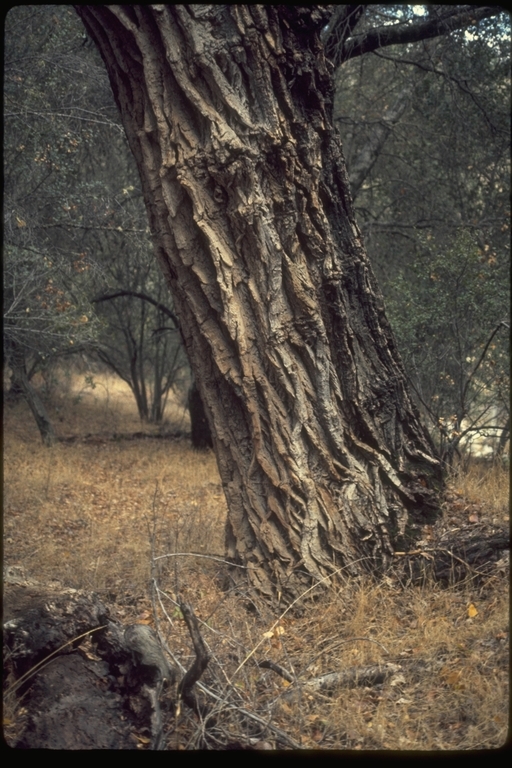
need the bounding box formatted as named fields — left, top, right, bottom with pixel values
left=3, top=572, right=209, bottom=749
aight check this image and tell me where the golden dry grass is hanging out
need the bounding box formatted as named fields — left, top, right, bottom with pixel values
left=3, top=370, right=509, bottom=750
left=449, top=459, right=510, bottom=524
left=3, top=372, right=225, bottom=596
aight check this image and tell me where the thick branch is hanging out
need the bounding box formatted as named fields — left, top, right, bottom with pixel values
left=332, top=6, right=502, bottom=66
left=283, top=664, right=402, bottom=700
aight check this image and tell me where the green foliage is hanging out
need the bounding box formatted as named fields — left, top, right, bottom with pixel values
left=3, top=6, right=112, bottom=367
left=334, top=7, right=510, bottom=288
left=4, top=6, right=190, bottom=424
left=386, top=232, right=509, bottom=455
left=333, top=7, right=510, bottom=457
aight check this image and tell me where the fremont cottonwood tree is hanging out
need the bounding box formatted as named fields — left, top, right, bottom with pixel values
left=75, top=5, right=497, bottom=600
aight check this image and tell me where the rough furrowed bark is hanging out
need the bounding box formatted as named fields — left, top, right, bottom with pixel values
left=76, top=5, right=442, bottom=601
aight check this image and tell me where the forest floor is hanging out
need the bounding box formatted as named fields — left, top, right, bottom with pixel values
left=3, top=370, right=509, bottom=751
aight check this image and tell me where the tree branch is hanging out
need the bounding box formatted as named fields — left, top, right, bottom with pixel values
left=331, top=6, right=503, bottom=66
left=323, top=5, right=366, bottom=62
left=92, top=291, right=180, bottom=329
left=348, top=86, right=412, bottom=200
left=462, top=321, right=508, bottom=405
left=371, top=49, right=501, bottom=134
left=177, top=602, right=210, bottom=716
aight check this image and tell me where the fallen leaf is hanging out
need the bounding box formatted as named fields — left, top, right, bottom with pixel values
left=467, top=603, right=478, bottom=618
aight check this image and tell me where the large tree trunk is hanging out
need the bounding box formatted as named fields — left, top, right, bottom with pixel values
left=76, top=5, right=442, bottom=600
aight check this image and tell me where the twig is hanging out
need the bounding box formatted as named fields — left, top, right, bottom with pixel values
left=229, top=558, right=371, bottom=683
left=282, top=663, right=403, bottom=700
left=395, top=545, right=506, bottom=580
left=303, top=636, right=390, bottom=675
left=154, top=551, right=248, bottom=569
left=257, top=659, right=294, bottom=683
left=155, top=601, right=301, bottom=749
left=462, top=321, right=508, bottom=406
left=177, top=602, right=211, bottom=715
left=430, top=546, right=504, bottom=579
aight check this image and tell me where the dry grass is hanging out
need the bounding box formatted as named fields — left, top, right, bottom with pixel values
left=3, top=370, right=509, bottom=750
left=449, top=459, right=509, bottom=524
left=3, top=372, right=224, bottom=597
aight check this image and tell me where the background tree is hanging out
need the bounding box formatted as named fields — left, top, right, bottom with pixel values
left=4, top=6, right=192, bottom=437
left=4, top=6, right=105, bottom=442
left=386, top=235, right=509, bottom=465
left=92, top=280, right=188, bottom=424
left=332, top=6, right=510, bottom=460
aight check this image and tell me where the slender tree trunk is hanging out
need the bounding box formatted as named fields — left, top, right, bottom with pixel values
left=77, top=5, right=442, bottom=600
left=8, top=345, right=56, bottom=447
left=496, top=416, right=510, bottom=459
left=6, top=367, right=25, bottom=401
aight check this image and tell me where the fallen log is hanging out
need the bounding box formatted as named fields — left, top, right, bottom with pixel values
left=3, top=571, right=208, bottom=749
